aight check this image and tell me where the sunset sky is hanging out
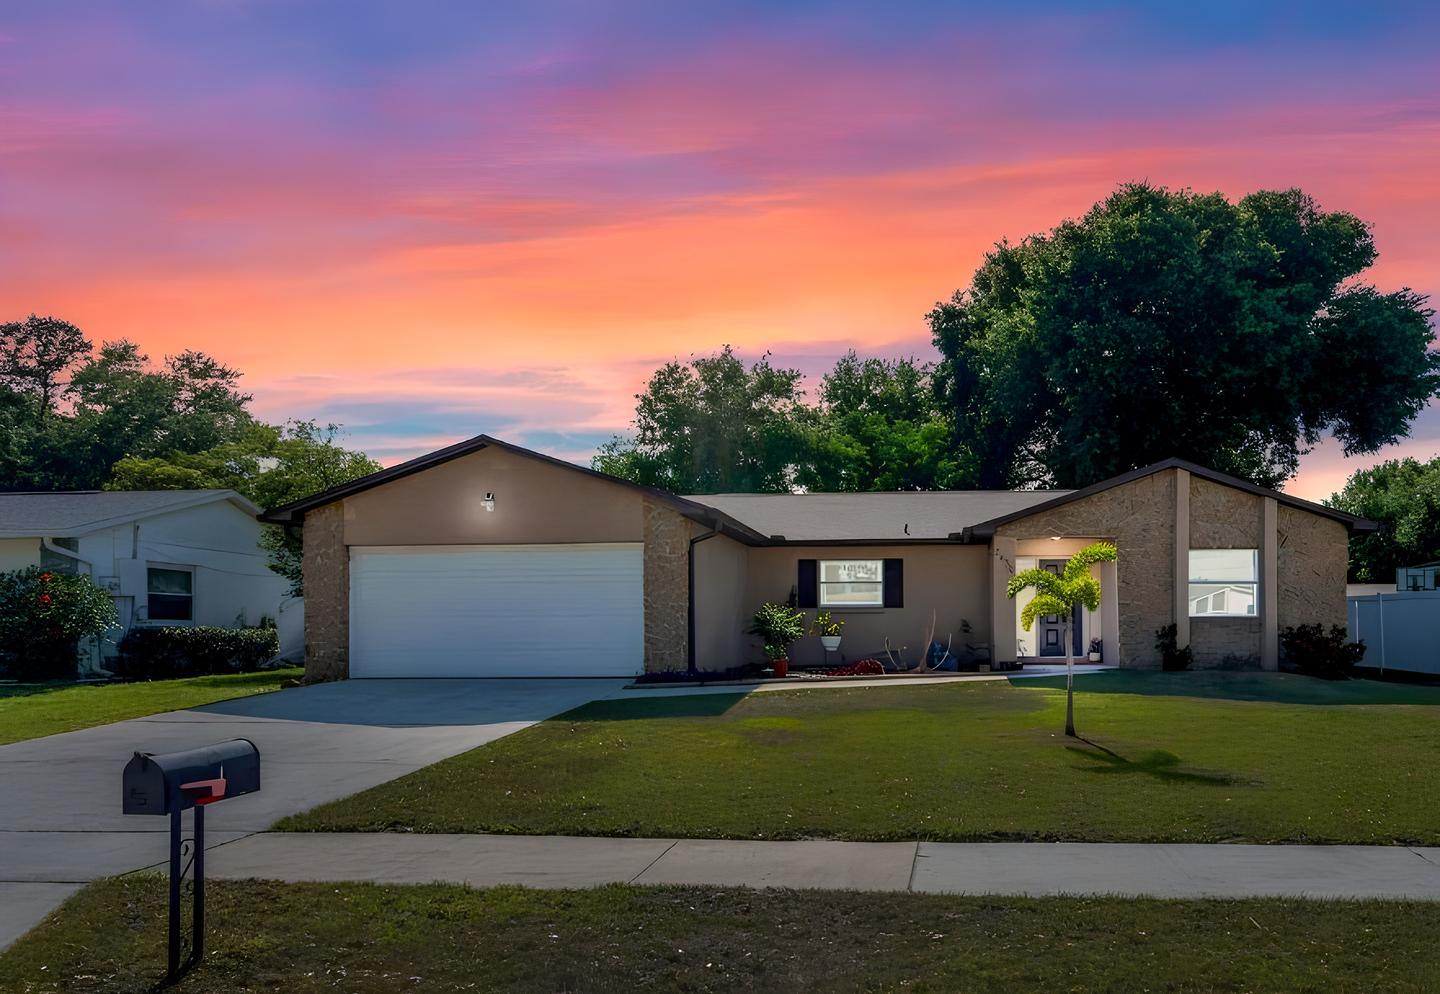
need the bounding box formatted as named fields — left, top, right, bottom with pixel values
left=3, top=1, right=1437, bottom=500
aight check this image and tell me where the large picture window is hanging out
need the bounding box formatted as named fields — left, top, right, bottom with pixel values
left=1188, top=549, right=1257, bottom=617
left=147, top=566, right=194, bottom=622
left=819, top=559, right=884, bottom=607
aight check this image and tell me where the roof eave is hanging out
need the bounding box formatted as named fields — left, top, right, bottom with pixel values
left=964, top=458, right=1378, bottom=538
left=258, top=434, right=774, bottom=544
left=2, top=490, right=263, bottom=537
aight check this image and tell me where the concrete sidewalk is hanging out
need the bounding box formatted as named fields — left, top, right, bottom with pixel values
left=198, top=833, right=1440, bottom=901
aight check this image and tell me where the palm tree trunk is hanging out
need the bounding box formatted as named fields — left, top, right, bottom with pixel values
left=1063, top=618, right=1076, bottom=737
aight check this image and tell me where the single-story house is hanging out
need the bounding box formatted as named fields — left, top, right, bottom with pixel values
left=261, top=435, right=1376, bottom=681
left=0, top=490, right=291, bottom=674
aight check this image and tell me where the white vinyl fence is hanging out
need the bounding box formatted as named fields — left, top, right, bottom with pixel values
left=1347, top=592, right=1440, bottom=675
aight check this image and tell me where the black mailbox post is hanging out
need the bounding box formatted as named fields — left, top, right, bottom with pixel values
left=122, top=738, right=260, bottom=980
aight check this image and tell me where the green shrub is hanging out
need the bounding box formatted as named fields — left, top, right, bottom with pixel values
left=748, top=603, right=807, bottom=661
left=1279, top=623, right=1365, bottom=680
left=1154, top=623, right=1193, bottom=671
left=116, top=626, right=280, bottom=679
left=0, top=567, right=119, bottom=680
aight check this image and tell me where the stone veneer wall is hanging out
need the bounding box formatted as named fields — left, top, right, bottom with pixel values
left=1277, top=505, right=1348, bottom=633
left=1187, top=476, right=1264, bottom=667
left=642, top=497, right=692, bottom=672
left=302, top=501, right=349, bottom=682
left=996, top=470, right=1177, bottom=668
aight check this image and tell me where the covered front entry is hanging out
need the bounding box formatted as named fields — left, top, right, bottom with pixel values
left=1036, top=559, right=1085, bottom=657
left=348, top=544, right=644, bottom=678
left=991, top=538, right=1118, bottom=664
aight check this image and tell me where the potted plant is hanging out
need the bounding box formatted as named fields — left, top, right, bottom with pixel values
left=749, top=602, right=806, bottom=677
left=1088, top=638, right=1102, bottom=663
left=810, top=610, right=845, bottom=652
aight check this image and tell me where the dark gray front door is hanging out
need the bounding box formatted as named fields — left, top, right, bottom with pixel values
left=1037, top=560, right=1082, bottom=657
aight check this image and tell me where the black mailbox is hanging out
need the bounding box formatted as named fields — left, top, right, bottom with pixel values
left=123, top=737, right=261, bottom=980
left=123, top=738, right=260, bottom=815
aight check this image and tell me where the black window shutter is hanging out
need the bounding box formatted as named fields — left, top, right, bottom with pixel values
left=883, top=558, right=904, bottom=608
left=797, top=559, right=818, bottom=608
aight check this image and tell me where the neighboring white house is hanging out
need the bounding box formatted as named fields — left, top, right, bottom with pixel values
left=0, top=490, right=290, bottom=674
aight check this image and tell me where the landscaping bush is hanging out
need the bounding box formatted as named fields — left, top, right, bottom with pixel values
left=819, top=658, right=886, bottom=678
left=115, top=625, right=280, bottom=679
left=1154, top=623, right=1193, bottom=671
left=633, top=663, right=761, bottom=684
left=1279, top=623, right=1366, bottom=680
left=0, top=567, right=119, bottom=680
left=748, top=602, right=807, bottom=662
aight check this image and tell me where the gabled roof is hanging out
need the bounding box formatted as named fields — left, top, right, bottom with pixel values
left=960, top=458, right=1377, bottom=539
left=689, top=490, right=1070, bottom=543
left=0, top=490, right=261, bottom=539
left=261, top=438, right=1376, bottom=547
left=259, top=434, right=771, bottom=544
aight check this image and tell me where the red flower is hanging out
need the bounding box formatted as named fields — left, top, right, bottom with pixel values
left=39, top=572, right=53, bottom=583
left=38, top=593, right=53, bottom=605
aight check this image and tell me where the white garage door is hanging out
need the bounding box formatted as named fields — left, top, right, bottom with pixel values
left=349, top=544, right=644, bottom=678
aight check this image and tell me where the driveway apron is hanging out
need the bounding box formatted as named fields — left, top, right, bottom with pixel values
left=0, top=678, right=624, bottom=949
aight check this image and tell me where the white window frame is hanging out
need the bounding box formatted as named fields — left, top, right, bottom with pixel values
left=818, top=559, right=885, bottom=608
left=1188, top=549, right=1257, bottom=618
left=146, top=564, right=195, bottom=625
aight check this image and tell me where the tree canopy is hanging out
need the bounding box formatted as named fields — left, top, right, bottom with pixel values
left=595, top=347, right=970, bottom=494
left=930, top=183, right=1439, bottom=489
left=797, top=352, right=963, bottom=491
left=1329, top=457, right=1440, bottom=583
left=593, top=345, right=813, bottom=493
left=2, top=315, right=379, bottom=592
left=0, top=320, right=254, bottom=491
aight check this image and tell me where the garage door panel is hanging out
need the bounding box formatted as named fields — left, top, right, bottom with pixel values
left=349, top=544, right=643, bottom=678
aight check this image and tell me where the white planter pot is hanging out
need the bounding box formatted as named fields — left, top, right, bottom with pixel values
left=1087, top=652, right=1101, bottom=662
left=820, top=635, right=843, bottom=652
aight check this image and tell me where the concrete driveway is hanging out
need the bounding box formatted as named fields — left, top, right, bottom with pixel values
left=0, top=677, right=624, bottom=949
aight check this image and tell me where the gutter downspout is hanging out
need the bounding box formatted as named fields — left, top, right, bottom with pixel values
left=687, top=526, right=721, bottom=674
left=41, top=537, right=92, bottom=575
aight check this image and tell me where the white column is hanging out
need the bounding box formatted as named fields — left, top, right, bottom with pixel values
left=1173, top=469, right=1191, bottom=649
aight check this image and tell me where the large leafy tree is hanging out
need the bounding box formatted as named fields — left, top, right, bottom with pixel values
left=931, top=183, right=1439, bottom=489
left=109, top=421, right=380, bottom=594
left=0, top=319, right=256, bottom=491
left=798, top=352, right=967, bottom=491
left=595, top=345, right=812, bottom=493
left=0, top=315, right=90, bottom=419
left=1328, top=457, right=1440, bottom=582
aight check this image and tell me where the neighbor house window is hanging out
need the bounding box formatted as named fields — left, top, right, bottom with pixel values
left=1188, top=549, right=1257, bottom=617
left=147, top=566, right=194, bottom=622
left=819, top=559, right=884, bottom=607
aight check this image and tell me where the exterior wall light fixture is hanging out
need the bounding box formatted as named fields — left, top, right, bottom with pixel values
left=482, top=492, right=496, bottom=512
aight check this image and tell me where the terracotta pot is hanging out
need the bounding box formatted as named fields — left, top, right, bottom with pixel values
left=771, top=658, right=789, bottom=678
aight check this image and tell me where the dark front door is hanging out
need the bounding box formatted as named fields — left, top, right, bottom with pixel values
left=1037, top=560, right=1083, bottom=657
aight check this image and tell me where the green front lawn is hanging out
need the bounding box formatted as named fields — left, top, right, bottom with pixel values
left=4, top=876, right=1438, bottom=993
left=0, top=668, right=302, bottom=745
left=281, top=672, right=1440, bottom=844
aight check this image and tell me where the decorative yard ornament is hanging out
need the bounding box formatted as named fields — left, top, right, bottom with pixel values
left=1007, top=541, right=1118, bottom=737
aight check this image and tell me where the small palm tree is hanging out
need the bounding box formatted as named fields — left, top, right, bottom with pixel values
left=1007, top=541, right=1118, bottom=737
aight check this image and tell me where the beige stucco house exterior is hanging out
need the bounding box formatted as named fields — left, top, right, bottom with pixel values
left=260, top=435, right=1373, bottom=682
